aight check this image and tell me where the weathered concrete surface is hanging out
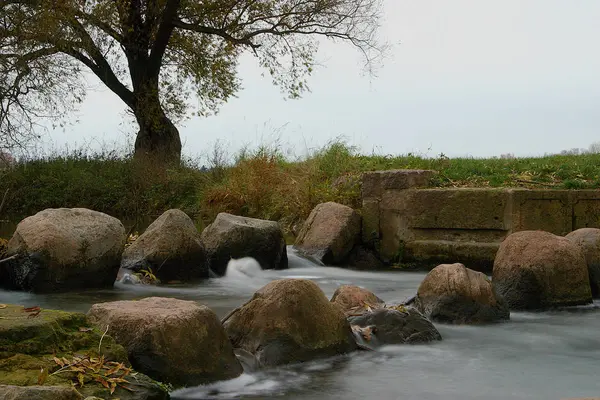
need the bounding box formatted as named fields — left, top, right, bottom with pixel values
left=361, top=170, right=600, bottom=271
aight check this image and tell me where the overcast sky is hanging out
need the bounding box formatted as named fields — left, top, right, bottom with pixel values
left=44, top=0, right=600, bottom=160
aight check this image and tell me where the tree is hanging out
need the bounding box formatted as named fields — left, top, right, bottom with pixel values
left=589, top=142, right=600, bottom=154
left=0, top=0, right=384, bottom=163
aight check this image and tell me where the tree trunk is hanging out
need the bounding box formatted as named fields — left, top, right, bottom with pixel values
left=132, top=84, right=182, bottom=165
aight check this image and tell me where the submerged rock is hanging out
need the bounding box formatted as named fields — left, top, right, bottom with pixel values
left=415, top=263, right=510, bottom=324
left=349, top=307, right=442, bottom=347
left=1, top=208, right=125, bottom=292
left=330, top=285, right=384, bottom=316
left=294, top=202, right=361, bottom=265
left=87, top=297, right=242, bottom=388
left=0, top=304, right=167, bottom=400
left=493, top=230, right=592, bottom=310
left=200, top=213, right=288, bottom=276
left=565, top=228, right=600, bottom=298
left=223, top=279, right=357, bottom=368
left=121, top=209, right=208, bottom=283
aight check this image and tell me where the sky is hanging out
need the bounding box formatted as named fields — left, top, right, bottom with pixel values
left=43, top=0, right=600, bottom=160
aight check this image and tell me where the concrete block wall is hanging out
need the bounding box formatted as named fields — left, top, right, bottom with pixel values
left=361, top=170, right=600, bottom=271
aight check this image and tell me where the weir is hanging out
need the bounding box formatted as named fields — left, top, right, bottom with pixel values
left=361, top=170, right=600, bottom=271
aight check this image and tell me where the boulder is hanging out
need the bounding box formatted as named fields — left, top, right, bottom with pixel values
left=294, top=202, right=361, bottom=265
left=414, top=263, right=510, bottom=324
left=1, top=208, right=125, bottom=292
left=331, top=285, right=384, bottom=316
left=223, top=279, right=357, bottom=368
left=87, top=297, right=243, bottom=387
left=0, top=304, right=167, bottom=400
left=0, top=385, right=83, bottom=400
left=120, top=209, right=208, bottom=283
left=349, top=307, right=442, bottom=347
left=492, top=230, right=592, bottom=310
left=200, top=213, right=287, bottom=276
left=343, top=245, right=385, bottom=270
left=565, top=228, right=600, bottom=297
left=0, top=238, right=7, bottom=258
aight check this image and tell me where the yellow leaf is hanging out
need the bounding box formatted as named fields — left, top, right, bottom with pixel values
left=110, top=381, right=117, bottom=394
left=77, top=373, right=85, bottom=387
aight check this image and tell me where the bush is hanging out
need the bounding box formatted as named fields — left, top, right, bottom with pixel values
left=2, top=141, right=600, bottom=239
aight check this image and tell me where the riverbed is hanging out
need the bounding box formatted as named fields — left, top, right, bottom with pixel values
left=1, top=247, right=599, bottom=400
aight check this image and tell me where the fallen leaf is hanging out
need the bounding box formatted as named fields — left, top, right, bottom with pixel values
left=78, top=327, right=93, bottom=332
left=23, top=306, right=40, bottom=313
left=53, top=356, right=65, bottom=367
left=77, top=372, right=85, bottom=387
left=95, top=376, right=110, bottom=389
left=37, top=368, right=48, bottom=385
left=0, top=304, right=7, bottom=309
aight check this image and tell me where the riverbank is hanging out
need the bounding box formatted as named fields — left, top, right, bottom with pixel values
left=2, top=142, right=600, bottom=238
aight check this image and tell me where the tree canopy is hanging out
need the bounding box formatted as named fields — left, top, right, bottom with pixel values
left=0, top=0, right=384, bottom=162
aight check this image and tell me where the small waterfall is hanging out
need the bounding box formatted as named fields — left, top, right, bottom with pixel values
left=224, top=257, right=264, bottom=280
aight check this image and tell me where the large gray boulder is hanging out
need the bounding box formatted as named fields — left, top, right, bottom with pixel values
left=87, top=297, right=243, bottom=388
left=200, top=213, right=287, bottom=276
left=1, top=208, right=125, bottom=292
left=414, top=263, right=510, bottom=324
left=566, top=228, right=600, bottom=298
left=120, top=209, right=207, bottom=283
left=294, top=202, right=361, bottom=265
left=493, top=230, right=592, bottom=310
left=223, top=279, right=357, bottom=368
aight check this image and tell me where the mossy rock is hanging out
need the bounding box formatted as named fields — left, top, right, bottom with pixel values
left=0, top=304, right=169, bottom=400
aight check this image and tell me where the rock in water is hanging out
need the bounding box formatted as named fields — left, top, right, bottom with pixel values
left=0, top=304, right=167, bottom=400
left=223, top=279, right=357, bottom=368
left=200, top=213, right=287, bottom=276
left=121, top=209, right=208, bottom=282
left=565, top=228, right=600, bottom=298
left=330, top=285, right=385, bottom=316
left=414, top=263, right=510, bottom=324
left=493, top=230, right=592, bottom=310
left=1, top=208, right=125, bottom=292
left=87, top=297, right=243, bottom=388
left=294, top=202, right=361, bottom=265
left=0, top=385, right=83, bottom=400
left=349, top=307, right=442, bottom=346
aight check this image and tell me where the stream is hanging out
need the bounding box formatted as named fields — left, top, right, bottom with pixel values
left=1, top=247, right=599, bottom=400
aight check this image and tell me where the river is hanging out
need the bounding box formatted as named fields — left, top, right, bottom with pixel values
left=1, top=247, right=599, bottom=400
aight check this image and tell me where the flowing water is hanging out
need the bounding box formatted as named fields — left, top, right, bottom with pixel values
left=1, top=247, right=599, bottom=400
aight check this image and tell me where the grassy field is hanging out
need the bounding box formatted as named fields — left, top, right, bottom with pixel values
left=1, top=141, right=600, bottom=237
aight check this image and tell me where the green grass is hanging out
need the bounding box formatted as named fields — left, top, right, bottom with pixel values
left=1, top=141, right=600, bottom=237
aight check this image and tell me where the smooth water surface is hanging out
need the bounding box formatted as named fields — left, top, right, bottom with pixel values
left=1, top=247, right=599, bottom=400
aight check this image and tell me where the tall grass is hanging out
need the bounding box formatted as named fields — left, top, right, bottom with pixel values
left=2, top=140, right=600, bottom=238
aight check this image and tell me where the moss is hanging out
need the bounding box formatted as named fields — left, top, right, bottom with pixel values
left=0, top=304, right=167, bottom=399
